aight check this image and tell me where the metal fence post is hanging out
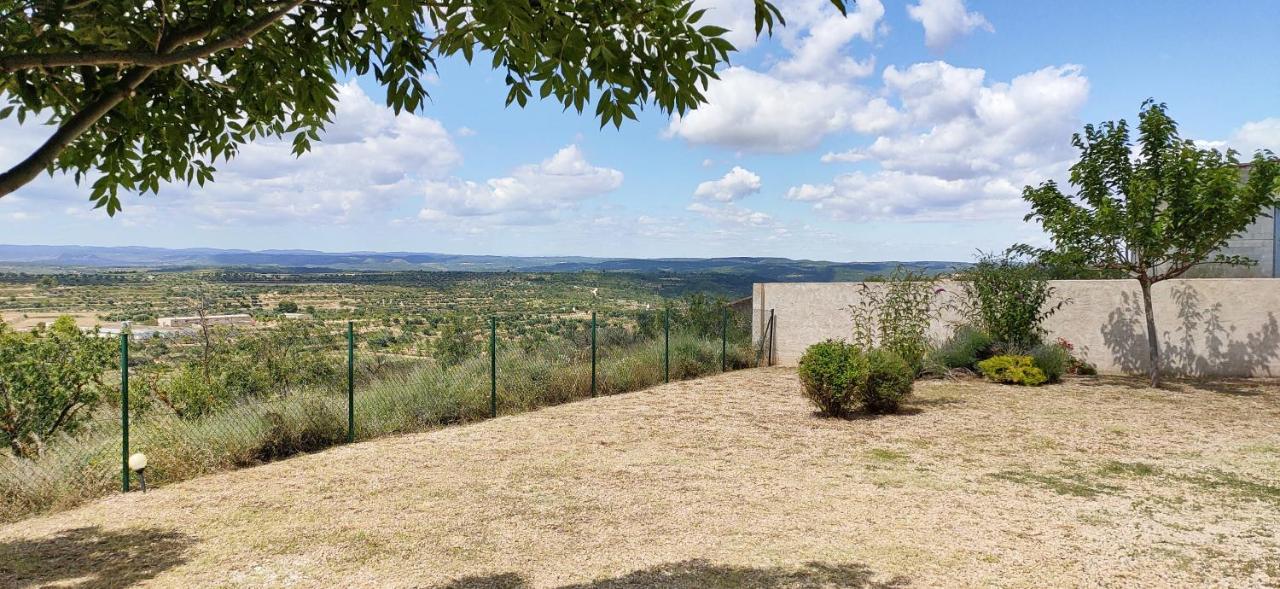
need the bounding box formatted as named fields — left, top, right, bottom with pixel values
left=347, top=321, right=355, bottom=443
left=490, top=316, right=497, bottom=418
left=721, top=306, right=728, bottom=372
left=762, top=308, right=773, bottom=368
left=591, top=311, right=597, bottom=397
left=120, top=333, right=129, bottom=493
left=664, top=307, right=670, bottom=383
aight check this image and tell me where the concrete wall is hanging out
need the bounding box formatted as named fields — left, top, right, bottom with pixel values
left=1188, top=206, right=1279, bottom=278
left=752, top=279, right=1280, bottom=377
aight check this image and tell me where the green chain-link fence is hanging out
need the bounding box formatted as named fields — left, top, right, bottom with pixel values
left=1, top=303, right=766, bottom=523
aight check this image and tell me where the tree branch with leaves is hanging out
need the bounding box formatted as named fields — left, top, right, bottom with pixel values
left=0, top=0, right=848, bottom=212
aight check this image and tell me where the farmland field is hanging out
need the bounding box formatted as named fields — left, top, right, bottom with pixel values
left=0, top=267, right=760, bottom=523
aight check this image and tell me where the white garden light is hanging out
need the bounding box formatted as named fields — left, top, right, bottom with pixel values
left=129, top=452, right=148, bottom=492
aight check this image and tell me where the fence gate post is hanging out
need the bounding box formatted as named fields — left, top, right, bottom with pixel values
left=721, top=306, right=728, bottom=372
left=591, top=311, right=597, bottom=397
left=347, top=321, right=355, bottom=443
left=120, top=333, right=129, bottom=493
left=664, top=307, right=670, bottom=383
left=490, top=316, right=497, bottom=418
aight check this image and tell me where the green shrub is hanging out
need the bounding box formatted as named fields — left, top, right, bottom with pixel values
left=928, top=325, right=993, bottom=371
left=862, top=349, right=914, bottom=414
left=959, top=250, right=1064, bottom=352
left=797, top=340, right=865, bottom=417
left=977, top=355, right=1048, bottom=386
left=1030, top=343, right=1071, bottom=383
left=848, top=267, right=941, bottom=376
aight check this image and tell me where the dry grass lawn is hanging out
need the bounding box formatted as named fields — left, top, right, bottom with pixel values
left=3, top=368, right=1280, bottom=588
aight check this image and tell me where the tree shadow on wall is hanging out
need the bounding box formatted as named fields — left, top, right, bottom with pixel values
left=0, top=526, right=193, bottom=589
left=1101, top=285, right=1280, bottom=380
left=436, top=559, right=909, bottom=589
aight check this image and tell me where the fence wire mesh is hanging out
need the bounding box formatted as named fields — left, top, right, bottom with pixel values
left=1, top=303, right=764, bottom=523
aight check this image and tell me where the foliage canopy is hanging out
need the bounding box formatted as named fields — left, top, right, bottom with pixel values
left=0, top=0, right=847, bottom=212
left=0, top=316, right=115, bottom=457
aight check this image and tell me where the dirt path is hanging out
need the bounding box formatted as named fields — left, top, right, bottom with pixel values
left=3, top=368, right=1279, bottom=587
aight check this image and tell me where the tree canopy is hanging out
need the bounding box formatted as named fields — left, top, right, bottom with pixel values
left=0, top=0, right=847, bottom=213
left=1022, top=100, right=1280, bottom=386
left=0, top=316, right=116, bottom=457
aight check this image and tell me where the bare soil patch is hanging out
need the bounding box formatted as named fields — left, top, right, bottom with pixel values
left=2, top=369, right=1279, bottom=587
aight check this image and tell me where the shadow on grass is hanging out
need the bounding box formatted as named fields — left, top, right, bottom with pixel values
left=1068, top=374, right=1273, bottom=397
left=437, top=559, right=908, bottom=588
left=0, top=526, right=193, bottom=588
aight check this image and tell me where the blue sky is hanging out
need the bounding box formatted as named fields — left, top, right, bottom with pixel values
left=1, top=0, right=1278, bottom=261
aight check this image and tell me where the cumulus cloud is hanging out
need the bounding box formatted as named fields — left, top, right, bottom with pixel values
left=666, top=0, right=890, bottom=152
left=800, top=62, right=1089, bottom=221
left=787, top=170, right=1028, bottom=221
left=687, top=202, right=776, bottom=228
left=906, top=0, right=993, bottom=52
left=2, top=82, right=463, bottom=225
left=694, top=166, right=763, bottom=202
left=418, top=145, right=622, bottom=224
left=771, top=0, right=884, bottom=81
left=666, top=68, right=876, bottom=152
left=1205, top=118, right=1280, bottom=155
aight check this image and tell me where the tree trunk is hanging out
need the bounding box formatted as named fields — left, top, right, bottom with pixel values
left=1138, top=278, right=1162, bottom=388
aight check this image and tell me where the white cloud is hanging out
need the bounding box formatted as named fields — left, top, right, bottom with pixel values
left=882, top=61, right=985, bottom=126
left=666, top=68, right=875, bottom=152
left=687, top=202, right=776, bottom=227
left=800, top=62, right=1089, bottom=221
left=771, top=0, right=884, bottom=81
left=1229, top=118, right=1280, bottom=154
left=1196, top=118, right=1280, bottom=157
left=665, top=0, right=891, bottom=152
left=2, top=83, right=463, bottom=225
left=907, top=0, right=993, bottom=52
left=694, top=166, right=762, bottom=202
left=786, top=170, right=1027, bottom=221
left=417, top=145, right=622, bottom=224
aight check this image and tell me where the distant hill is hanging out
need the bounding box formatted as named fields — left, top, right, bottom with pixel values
left=0, top=244, right=966, bottom=286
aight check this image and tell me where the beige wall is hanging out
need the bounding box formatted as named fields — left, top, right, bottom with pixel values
left=753, top=279, right=1280, bottom=377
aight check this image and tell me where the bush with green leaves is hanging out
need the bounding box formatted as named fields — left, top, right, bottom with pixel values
left=977, top=355, right=1048, bottom=386
left=1030, top=343, right=1071, bottom=384
left=849, top=267, right=942, bottom=375
left=0, top=316, right=116, bottom=457
left=862, top=349, right=914, bottom=414
left=927, top=325, right=994, bottom=373
left=797, top=340, right=865, bottom=418
left=959, top=250, right=1064, bottom=353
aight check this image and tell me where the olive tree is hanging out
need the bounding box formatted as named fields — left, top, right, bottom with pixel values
left=0, top=0, right=847, bottom=212
left=1023, top=101, right=1280, bottom=387
left=0, top=316, right=116, bottom=457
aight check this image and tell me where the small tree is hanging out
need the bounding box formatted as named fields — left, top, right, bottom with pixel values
left=1023, top=101, right=1280, bottom=386
left=0, top=316, right=115, bottom=457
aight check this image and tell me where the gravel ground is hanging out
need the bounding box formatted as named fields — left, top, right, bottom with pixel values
left=2, top=368, right=1279, bottom=588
